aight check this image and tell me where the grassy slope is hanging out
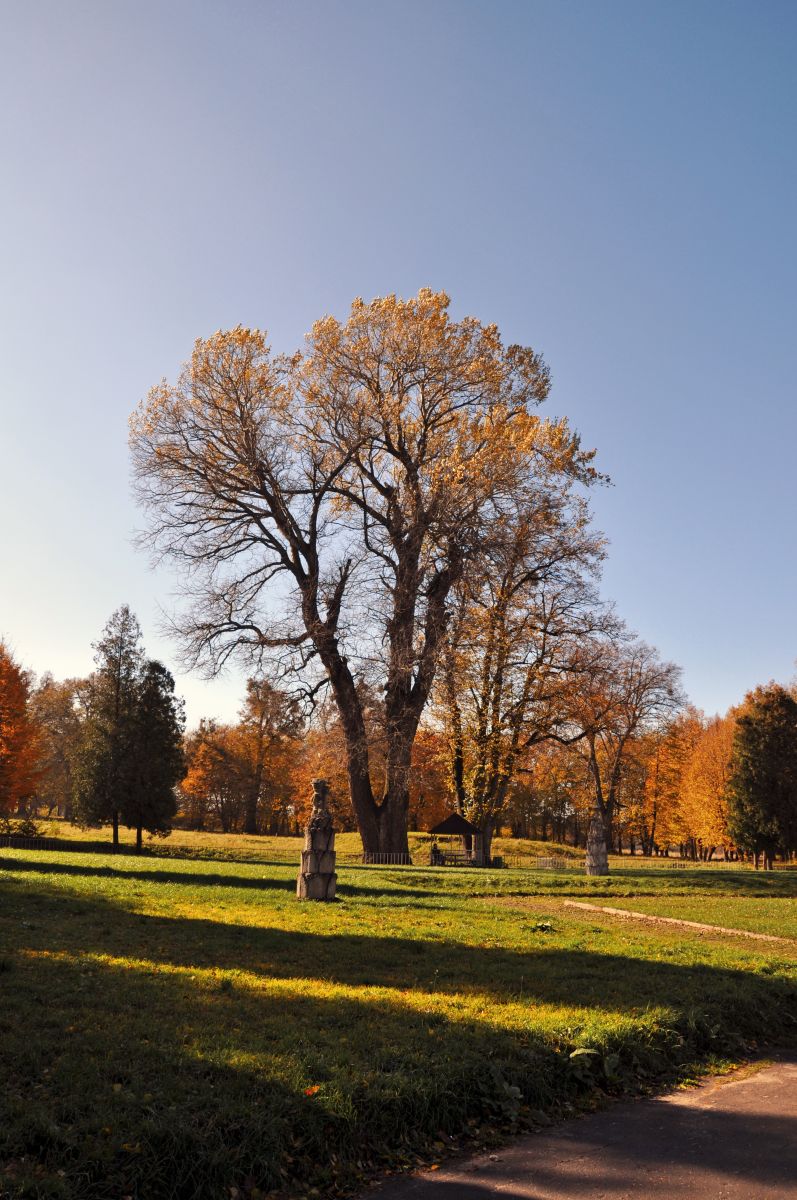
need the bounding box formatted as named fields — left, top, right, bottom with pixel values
left=0, top=844, right=795, bottom=1200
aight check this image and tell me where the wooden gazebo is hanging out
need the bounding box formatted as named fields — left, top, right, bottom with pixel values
left=428, top=813, right=485, bottom=867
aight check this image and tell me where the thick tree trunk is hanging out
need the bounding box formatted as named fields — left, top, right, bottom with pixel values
left=347, top=777, right=411, bottom=857
left=243, top=751, right=265, bottom=836
left=112, top=810, right=119, bottom=851
left=379, top=738, right=412, bottom=857
left=301, top=522, right=460, bottom=860
left=313, top=625, right=390, bottom=855
left=243, top=793, right=259, bottom=836
left=585, top=804, right=609, bottom=875
left=136, top=822, right=143, bottom=853
left=316, top=628, right=414, bottom=857
left=308, top=544, right=452, bottom=860
left=375, top=789, right=411, bottom=858
left=584, top=739, right=610, bottom=875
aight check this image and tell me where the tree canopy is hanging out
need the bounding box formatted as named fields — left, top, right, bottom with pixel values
left=130, top=289, right=599, bottom=854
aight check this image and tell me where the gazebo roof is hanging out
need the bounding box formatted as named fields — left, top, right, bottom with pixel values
left=429, top=812, right=481, bottom=836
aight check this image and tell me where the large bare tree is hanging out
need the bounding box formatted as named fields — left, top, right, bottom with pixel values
left=130, top=290, right=597, bottom=855
left=439, top=481, right=606, bottom=859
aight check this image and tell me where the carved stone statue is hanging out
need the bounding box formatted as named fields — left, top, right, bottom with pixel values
left=296, top=779, right=337, bottom=900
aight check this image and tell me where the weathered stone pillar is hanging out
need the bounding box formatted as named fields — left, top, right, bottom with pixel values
left=296, top=778, right=337, bottom=900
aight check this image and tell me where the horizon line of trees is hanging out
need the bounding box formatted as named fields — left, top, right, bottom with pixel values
left=2, top=294, right=796, bottom=872
left=2, top=611, right=796, bottom=869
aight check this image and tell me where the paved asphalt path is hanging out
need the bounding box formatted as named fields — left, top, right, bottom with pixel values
left=368, top=1057, right=797, bottom=1199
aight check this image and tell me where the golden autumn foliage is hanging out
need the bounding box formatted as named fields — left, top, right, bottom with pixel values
left=180, top=701, right=301, bottom=837
left=0, top=642, right=42, bottom=813
left=679, top=712, right=737, bottom=851
left=619, top=712, right=701, bottom=852
left=566, top=635, right=684, bottom=870
left=180, top=724, right=244, bottom=832
left=597, top=707, right=743, bottom=858
left=407, top=725, right=451, bottom=831
left=508, top=740, right=594, bottom=843
left=290, top=722, right=358, bottom=831
left=435, top=440, right=604, bottom=854
left=130, top=289, right=600, bottom=855
left=29, top=675, right=82, bottom=818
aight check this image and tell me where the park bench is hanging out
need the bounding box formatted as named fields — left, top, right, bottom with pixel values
left=437, top=851, right=474, bottom=866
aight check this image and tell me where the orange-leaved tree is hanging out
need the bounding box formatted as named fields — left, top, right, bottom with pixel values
left=621, top=710, right=702, bottom=855
left=0, top=642, right=42, bottom=814
left=507, top=739, right=593, bottom=845
left=567, top=633, right=683, bottom=874
left=130, top=290, right=598, bottom=856
left=680, top=711, right=737, bottom=858
left=237, top=677, right=302, bottom=835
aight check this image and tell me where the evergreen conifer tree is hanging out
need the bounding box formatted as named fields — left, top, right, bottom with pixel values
left=124, top=660, right=185, bottom=851
left=74, top=606, right=143, bottom=847
left=727, top=685, right=797, bottom=869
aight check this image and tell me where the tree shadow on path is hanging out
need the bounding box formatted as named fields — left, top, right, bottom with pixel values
left=371, top=1063, right=797, bottom=1198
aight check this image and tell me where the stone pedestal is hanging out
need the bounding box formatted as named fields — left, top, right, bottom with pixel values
left=297, top=779, right=337, bottom=901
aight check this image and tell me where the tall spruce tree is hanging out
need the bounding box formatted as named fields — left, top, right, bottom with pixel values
left=74, top=606, right=143, bottom=847
left=124, top=660, right=185, bottom=851
left=727, top=685, right=797, bottom=869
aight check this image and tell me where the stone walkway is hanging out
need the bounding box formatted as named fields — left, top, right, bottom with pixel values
left=368, top=1057, right=797, bottom=1199
left=562, top=900, right=792, bottom=941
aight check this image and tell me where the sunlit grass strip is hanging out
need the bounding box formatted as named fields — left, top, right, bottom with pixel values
left=24, top=946, right=678, bottom=1038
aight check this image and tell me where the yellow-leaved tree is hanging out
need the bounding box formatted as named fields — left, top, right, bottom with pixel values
left=680, top=712, right=737, bottom=858
left=621, top=710, right=702, bottom=855
left=131, top=290, right=598, bottom=856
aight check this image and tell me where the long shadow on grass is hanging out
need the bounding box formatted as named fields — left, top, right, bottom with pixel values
left=6, top=855, right=797, bottom=909
left=0, top=887, right=795, bottom=1200
left=2, top=877, right=795, bottom=1015
left=1, top=928, right=532, bottom=1199
left=0, top=855, right=447, bottom=901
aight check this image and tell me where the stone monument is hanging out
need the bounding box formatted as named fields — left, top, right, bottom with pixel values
left=296, top=778, right=337, bottom=900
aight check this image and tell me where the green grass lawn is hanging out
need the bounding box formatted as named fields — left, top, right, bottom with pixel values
left=1, top=842, right=795, bottom=1200
left=598, top=892, right=797, bottom=939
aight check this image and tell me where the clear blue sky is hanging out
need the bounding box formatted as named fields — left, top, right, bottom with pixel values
left=1, top=0, right=795, bottom=726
